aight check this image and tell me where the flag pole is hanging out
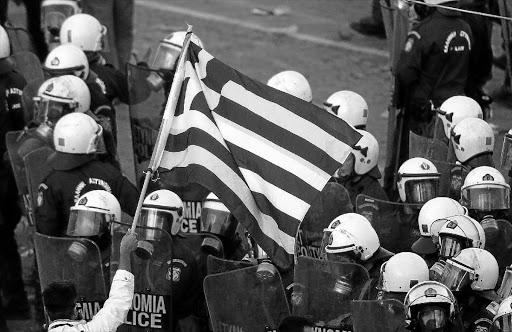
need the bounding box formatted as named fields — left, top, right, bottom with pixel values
left=130, top=24, right=194, bottom=234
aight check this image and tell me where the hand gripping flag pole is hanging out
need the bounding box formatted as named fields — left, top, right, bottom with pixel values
left=130, top=25, right=193, bottom=237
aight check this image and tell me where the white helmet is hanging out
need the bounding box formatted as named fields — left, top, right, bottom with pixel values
left=44, top=44, right=90, bottom=79
left=60, top=13, right=107, bottom=52
left=437, top=215, right=485, bottom=259
left=35, top=75, right=91, bottom=125
left=0, top=25, right=10, bottom=58
left=323, top=91, right=368, bottom=129
left=379, top=252, right=429, bottom=293
left=320, top=213, right=371, bottom=256
left=53, top=112, right=102, bottom=154
left=267, top=71, right=313, bottom=102
left=153, top=31, right=204, bottom=71
left=404, top=281, right=457, bottom=322
left=441, top=248, right=499, bottom=294
left=67, top=190, right=121, bottom=237
left=461, top=166, right=510, bottom=211
left=141, top=190, right=184, bottom=237
left=451, top=117, right=494, bottom=163
left=493, top=296, right=512, bottom=330
left=438, top=96, right=483, bottom=139
left=413, top=197, right=466, bottom=255
left=424, top=0, right=459, bottom=4
left=397, top=157, right=440, bottom=204
left=352, top=130, right=379, bottom=175
left=325, top=213, right=380, bottom=262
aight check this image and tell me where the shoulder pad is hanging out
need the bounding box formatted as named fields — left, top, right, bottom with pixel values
left=485, top=301, right=499, bottom=316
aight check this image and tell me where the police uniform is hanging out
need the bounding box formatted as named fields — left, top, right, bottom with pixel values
left=89, top=60, right=130, bottom=104
left=459, top=294, right=498, bottom=332
left=397, top=8, right=473, bottom=137
left=335, top=167, right=389, bottom=208
left=35, top=156, right=139, bottom=236
left=0, top=61, right=29, bottom=315
left=364, top=248, right=394, bottom=300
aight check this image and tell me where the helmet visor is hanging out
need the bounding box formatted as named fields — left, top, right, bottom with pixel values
left=200, top=207, right=236, bottom=238
left=153, top=43, right=181, bottom=70
left=438, top=236, right=465, bottom=259
left=418, top=307, right=447, bottom=330
left=404, top=178, right=439, bottom=204
left=440, top=259, right=472, bottom=291
left=498, top=267, right=512, bottom=299
left=461, top=186, right=510, bottom=211
left=42, top=5, right=76, bottom=33
left=34, top=97, right=77, bottom=124
left=492, top=315, right=512, bottom=332
left=139, top=208, right=174, bottom=240
left=326, top=251, right=359, bottom=264
left=67, top=209, right=107, bottom=237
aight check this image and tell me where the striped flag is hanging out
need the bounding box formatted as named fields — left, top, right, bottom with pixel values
left=159, top=42, right=362, bottom=269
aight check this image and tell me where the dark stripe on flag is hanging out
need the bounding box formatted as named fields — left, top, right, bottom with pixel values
left=251, top=192, right=301, bottom=237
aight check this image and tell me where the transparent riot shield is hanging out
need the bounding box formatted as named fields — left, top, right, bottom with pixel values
left=34, top=233, right=107, bottom=320
left=181, top=233, right=225, bottom=261
left=297, top=182, right=354, bottom=259
left=206, top=255, right=255, bottom=275
left=24, top=147, right=53, bottom=227
left=292, top=256, right=370, bottom=329
left=11, top=51, right=44, bottom=83
left=380, top=0, right=412, bottom=73
left=204, top=265, right=290, bottom=332
left=22, top=78, right=45, bottom=125
left=351, top=299, right=406, bottom=332
left=356, top=194, right=422, bottom=253
left=498, top=0, right=512, bottom=86
left=127, top=63, right=166, bottom=188
left=483, top=219, right=512, bottom=278
left=111, top=221, right=173, bottom=331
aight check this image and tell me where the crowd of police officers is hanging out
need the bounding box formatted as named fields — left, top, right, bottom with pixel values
left=1, top=0, right=512, bottom=331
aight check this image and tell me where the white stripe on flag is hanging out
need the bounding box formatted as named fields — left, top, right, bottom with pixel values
left=239, top=168, right=310, bottom=220
left=161, top=145, right=296, bottom=253
left=219, top=80, right=354, bottom=164
left=214, top=112, right=330, bottom=190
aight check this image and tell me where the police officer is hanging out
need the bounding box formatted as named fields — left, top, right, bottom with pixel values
left=439, top=248, right=500, bottom=332
left=35, top=112, right=139, bottom=236
left=139, top=189, right=202, bottom=331
left=451, top=117, right=495, bottom=169
left=325, top=213, right=394, bottom=299
left=333, top=130, right=388, bottom=206
left=404, top=281, right=459, bottom=332
left=0, top=24, right=29, bottom=320
left=492, top=295, right=512, bottom=332
left=377, top=252, right=429, bottom=302
left=323, top=90, right=369, bottom=130
left=397, top=0, right=473, bottom=141
left=59, top=14, right=130, bottom=104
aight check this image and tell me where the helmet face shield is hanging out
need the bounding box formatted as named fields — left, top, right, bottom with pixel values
left=438, top=236, right=466, bottom=259
left=326, top=250, right=359, bottom=264
left=34, top=97, right=78, bottom=124
left=461, top=186, right=510, bottom=211
left=139, top=208, right=177, bottom=240
left=418, top=306, right=448, bottom=330
left=201, top=206, right=237, bottom=238
left=42, top=5, right=76, bottom=34
left=498, top=267, right=512, bottom=299
left=67, top=208, right=108, bottom=237
left=403, top=178, right=439, bottom=204
left=153, top=42, right=181, bottom=70
left=440, top=259, right=473, bottom=291
left=492, top=315, right=512, bottom=332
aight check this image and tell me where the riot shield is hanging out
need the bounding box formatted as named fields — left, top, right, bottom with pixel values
left=204, top=265, right=290, bottom=332
left=206, top=255, right=255, bottom=275
left=292, top=256, right=370, bottom=329
left=483, top=219, right=512, bottom=278
left=34, top=233, right=107, bottom=320
left=498, top=0, right=512, bottom=85
left=127, top=63, right=166, bottom=188
left=22, top=78, right=45, bottom=125
left=351, top=299, right=406, bottom=332
left=297, top=182, right=354, bottom=259
left=24, top=147, right=53, bottom=227
left=356, top=194, right=422, bottom=253
left=111, top=221, right=173, bottom=331
left=11, top=51, right=44, bottom=83
left=380, top=0, right=411, bottom=73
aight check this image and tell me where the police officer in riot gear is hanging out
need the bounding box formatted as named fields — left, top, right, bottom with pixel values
left=325, top=213, right=393, bottom=299
left=35, top=112, right=139, bottom=236
left=139, top=189, right=202, bottom=330
left=333, top=130, right=388, bottom=207
left=437, top=95, right=483, bottom=142
left=404, top=281, right=459, bottom=332
left=323, top=90, right=368, bottom=130
left=439, top=248, right=500, bottom=332
left=0, top=24, right=29, bottom=322
left=492, top=296, right=512, bottom=332
left=397, top=157, right=440, bottom=205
